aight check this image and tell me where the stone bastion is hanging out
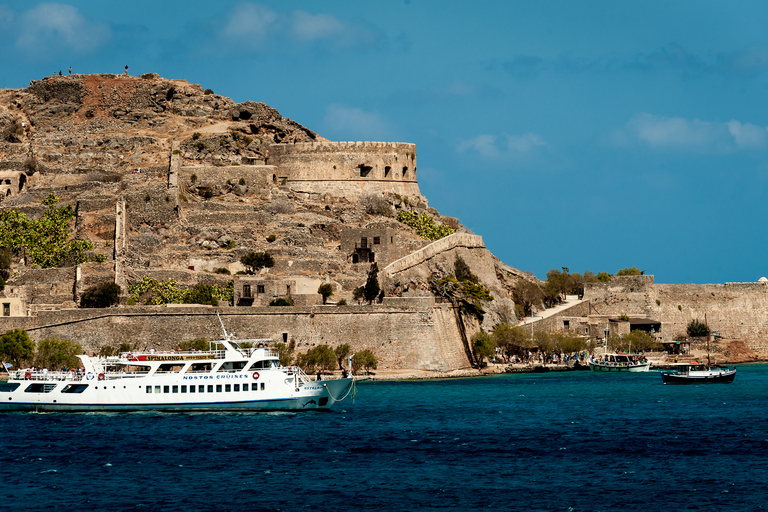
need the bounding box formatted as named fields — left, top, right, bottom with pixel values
left=268, top=141, right=421, bottom=200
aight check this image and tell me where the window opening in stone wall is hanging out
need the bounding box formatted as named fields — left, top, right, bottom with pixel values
left=358, top=164, right=373, bottom=177
left=360, top=237, right=368, bottom=249
left=385, top=166, right=391, bottom=177
left=286, top=285, right=291, bottom=295
left=272, top=174, right=277, bottom=184
left=369, top=253, right=375, bottom=263
left=2, top=303, right=9, bottom=316
left=352, top=254, right=359, bottom=263
left=257, top=285, right=265, bottom=294
left=243, top=285, right=251, bottom=298
left=373, top=237, right=380, bottom=245
left=402, top=167, right=408, bottom=177
left=283, top=332, right=288, bottom=344
left=563, top=320, right=570, bottom=331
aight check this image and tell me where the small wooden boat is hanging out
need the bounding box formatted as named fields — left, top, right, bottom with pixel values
left=661, top=362, right=736, bottom=384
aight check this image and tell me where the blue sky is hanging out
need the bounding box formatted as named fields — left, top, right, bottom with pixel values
left=2, top=1, right=768, bottom=284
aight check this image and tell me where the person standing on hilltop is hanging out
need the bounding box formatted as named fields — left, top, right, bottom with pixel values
left=68, top=66, right=71, bottom=75
left=124, top=65, right=129, bottom=75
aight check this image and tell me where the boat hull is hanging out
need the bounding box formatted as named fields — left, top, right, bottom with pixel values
left=0, top=377, right=354, bottom=413
left=589, top=362, right=650, bottom=372
left=661, top=370, right=736, bottom=384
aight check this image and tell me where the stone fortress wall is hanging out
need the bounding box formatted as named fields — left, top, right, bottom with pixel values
left=585, top=275, right=768, bottom=351
left=268, top=141, right=421, bottom=199
left=1, top=304, right=472, bottom=373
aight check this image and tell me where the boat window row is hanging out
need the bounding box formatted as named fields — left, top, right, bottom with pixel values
left=152, top=361, right=277, bottom=374
left=145, top=382, right=266, bottom=394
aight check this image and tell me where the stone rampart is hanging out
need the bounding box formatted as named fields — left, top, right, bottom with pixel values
left=0, top=304, right=472, bottom=371
left=383, top=233, right=485, bottom=277
left=585, top=276, right=768, bottom=350
left=180, top=165, right=278, bottom=193
left=268, top=142, right=421, bottom=199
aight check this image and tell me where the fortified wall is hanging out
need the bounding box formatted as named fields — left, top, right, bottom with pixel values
left=0, top=303, right=473, bottom=373
left=268, top=142, right=421, bottom=200
left=585, top=275, right=768, bottom=350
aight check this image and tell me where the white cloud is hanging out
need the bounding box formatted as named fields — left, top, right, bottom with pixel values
left=291, top=11, right=346, bottom=41
left=222, top=3, right=279, bottom=43
left=457, top=133, right=546, bottom=160
left=323, top=104, right=392, bottom=141
left=15, top=3, right=111, bottom=56
left=615, top=113, right=768, bottom=152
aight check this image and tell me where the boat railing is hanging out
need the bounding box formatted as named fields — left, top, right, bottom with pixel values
left=283, top=365, right=312, bottom=384
left=12, top=370, right=82, bottom=382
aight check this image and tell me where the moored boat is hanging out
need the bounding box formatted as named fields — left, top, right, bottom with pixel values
left=660, top=362, right=736, bottom=384
left=588, top=353, right=650, bottom=372
left=0, top=329, right=355, bottom=412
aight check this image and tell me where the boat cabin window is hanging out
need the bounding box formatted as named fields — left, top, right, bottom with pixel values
left=172, top=385, right=179, bottom=393
left=163, top=386, right=170, bottom=393
left=218, top=361, right=247, bottom=372
left=234, top=384, right=240, bottom=391
left=126, top=365, right=151, bottom=373
left=225, top=384, right=231, bottom=392
left=61, top=384, right=88, bottom=394
left=189, top=363, right=212, bottom=373
left=0, top=383, right=20, bottom=392
left=198, top=385, right=204, bottom=393
left=251, top=383, right=259, bottom=391
left=216, top=385, right=222, bottom=392
left=261, top=383, right=265, bottom=390
left=249, top=360, right=278, bottom=370
left=154, top=386, right=161, bottom=393
left=146, top=386, right=152, bottom=394
left=157, top=363, right=184, bottom=373
left=207, top=385, right=213, bottom=393
left=25, top=383, right=56, bottom=393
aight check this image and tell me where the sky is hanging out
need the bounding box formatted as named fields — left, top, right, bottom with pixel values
left=1, top=1, right=768, bottom=284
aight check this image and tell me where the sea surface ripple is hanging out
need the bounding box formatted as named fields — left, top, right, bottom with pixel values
left=2, top=364, right=768, bottom=511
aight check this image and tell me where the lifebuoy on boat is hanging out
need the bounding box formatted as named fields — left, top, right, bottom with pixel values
left=24, top=371, right=31, bottom=380
left=252, top=371, right=260, bottom=380
left=97, top=373, right=105, bottom=381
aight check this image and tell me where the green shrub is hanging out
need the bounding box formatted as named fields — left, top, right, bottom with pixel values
left=204, top=89, right=214, bottom=95
left=172, top=149, right=181, bottom=155
left=336, top=299, right=347, bottom=306
left=239, top=178, right=246, bottom=185
left=192, top=132, right=201, bottom=140
left=687, top=319, right=710, bottom=337
left=241, top=252, right=274, bottom=274
left=144, top=194, right=151, bottom=202
left=397, top=211, right=454, bottom=241
left=269, top=297, right=294, bottom=306
left=94, top=253, right=106, bottom=263
left=80, top=282, right=121, bottom=308
left=214, top=268, right=231, bottom=275
left=223, top=240, right=236, bottom=250
left=266, top=235, right=276, bottom=243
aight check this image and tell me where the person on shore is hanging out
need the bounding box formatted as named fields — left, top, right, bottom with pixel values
left=68, top=66, right=72, bottom=75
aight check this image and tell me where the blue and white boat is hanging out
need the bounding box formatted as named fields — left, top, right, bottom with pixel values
left=0, top=330, right=355, bottom=412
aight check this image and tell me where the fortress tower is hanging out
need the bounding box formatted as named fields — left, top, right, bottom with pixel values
left=269, top=141, right=421, bottom=199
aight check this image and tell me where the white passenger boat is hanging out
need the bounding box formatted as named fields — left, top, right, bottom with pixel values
left=0, top=331, right=355, bottom=413
left=588, top=353, right=650, bottom=372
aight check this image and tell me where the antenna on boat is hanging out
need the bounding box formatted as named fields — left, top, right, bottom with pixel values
left=216, top=312, right=231, bottom=340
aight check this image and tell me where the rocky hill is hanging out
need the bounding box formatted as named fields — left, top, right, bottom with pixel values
left=0, top=73, right=529, bottom=334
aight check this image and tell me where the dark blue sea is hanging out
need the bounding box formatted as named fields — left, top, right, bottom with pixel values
left=2, top=364, right=768, bottom=512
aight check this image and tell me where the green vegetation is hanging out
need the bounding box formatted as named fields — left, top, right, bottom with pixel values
left=34, top=338, right=83, bottom=369
left=363, top=263, right=380, bottom=303
left=0, top=194, right=94, bottom=268
left=432, top=272, right=494, bottom=322
left=336, top=299, right=347, bottom=306
left=269, top=297, right=294, bottom=306
left=513, top=280, right=543, bottom=318
left=80, top=282, right=121, bottom=308
left=0, top=329, right=35, bottom=368
left=471, top=331, right=494, bottom=366
left=128, top=276, right=233, bottom=306
left=396, top=211, right=454, bottom=240
left=192, top=132, right=201, bottom=140
left=318, top=283, right=334, bottom=304
left=295, top=344, right=336, bottom=373
left=266, top=235, right=276, bottom=243
left=334, top=344, right=351, bottom=370
left=351, top=349, right=378, bottom=373
left=223, top=240, right=236, bottom=250
left=687, top=319, right=710, bottom=338
left=240, top=251, right=275, bottom=274
left=607, top=330, right=661, bottom=352
left=616, top=266, right=643, bottom=276
left=178, top=339, right=210, bottom=351
left=214, top=268, right=231, bottom=275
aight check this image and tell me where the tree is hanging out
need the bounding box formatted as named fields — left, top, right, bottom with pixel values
left=240, top=251, right=274, bottom=274
left=296, top=344, right=336, bottom=374
left=317, top=283, right=334, bottom=304
left=687, top=319, right=710, bottom=338
left=471, top=331, right=495, bottom=366
left=275, top=340, right=295, bottom=367
left=0, top=194, right=93, bottom=268
left=34, top=338, right=83, bottom=369
left=185, top=284, right=220, bottom=306
left=513, top=280, right=543, bottom=317
left=269, top=297, right=294, bottom=306
left=364, top=263, right=380, bottom=303
left=334, top=344, right=351, bottom=370
left=0, top=329, right=35, bottom=368
left=351, top=349, right=378, bottom=373
left=454, top=255, right=478, bottom=283
left=491, top=323, right=531, bottom=355
left=80, top=282, right=121, bottom=308
left=0, top=247, right=11, bottom=281
left=352, top=286, right=365, bottom=303
left=616, top=266, right=643, bottom=276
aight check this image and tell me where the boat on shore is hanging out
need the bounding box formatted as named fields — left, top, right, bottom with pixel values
left=0, top=327, right=355, bottom=412
left=660, top=362, right=736, bottom=384
left=588, top=353, right=650, bottom=372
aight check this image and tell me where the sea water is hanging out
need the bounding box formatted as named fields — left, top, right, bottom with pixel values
left=2, top=364, right=768, bottom=511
